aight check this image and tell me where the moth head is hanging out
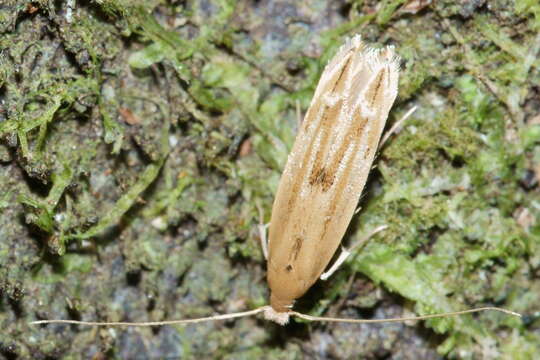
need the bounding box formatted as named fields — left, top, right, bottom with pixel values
left=263, top=305, right=291, bottom=325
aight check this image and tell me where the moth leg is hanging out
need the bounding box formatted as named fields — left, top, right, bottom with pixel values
left=379, top=106, right=417, bottom=149
left=320, top=225, right=388, bottom=280
left=258, top=223, right=269, bottom=259
left=320, top=248, right=352, bottom=281
left=256, top=201, right=269, bottom=259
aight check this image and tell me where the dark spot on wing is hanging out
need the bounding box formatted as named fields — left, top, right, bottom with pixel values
left=363, top=146, right=370, bottom=159
left=309, top=166, right=334, bottom=192
left=290, top=236, right=303, bottom=262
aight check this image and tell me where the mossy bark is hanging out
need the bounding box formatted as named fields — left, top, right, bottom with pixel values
left=1, top=0, right=539, bottom=358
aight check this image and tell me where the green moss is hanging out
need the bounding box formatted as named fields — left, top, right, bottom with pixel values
left=72, top=155, right=167, bottom=241
left=516, top=0, right=540, bottom=29
left=376, top=0, right=407, bottom=25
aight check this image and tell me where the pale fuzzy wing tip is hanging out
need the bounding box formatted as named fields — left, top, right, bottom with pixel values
left=329, top=34, right=400, bottom=71
left=364, top=43, right=400, bottom=70
left=379, top=45, right=401, bottom=70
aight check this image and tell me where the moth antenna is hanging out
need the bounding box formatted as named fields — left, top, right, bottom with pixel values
left=291, top=307, right=521, bottom=324
left=255, top=200, right=270, bottom=259
left=29, top=306, right=521, bottom=327
left=379, top=105, right=417, bottom=148
left=30, top=306, right=268, bottom=327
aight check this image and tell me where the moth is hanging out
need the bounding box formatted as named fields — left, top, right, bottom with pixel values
left=264, top=35, right=399, bottom=324
left=32, top=36, right=518, bottom=327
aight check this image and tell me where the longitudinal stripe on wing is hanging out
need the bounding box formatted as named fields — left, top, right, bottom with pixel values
left=310, top=64, right=392, bottom=273
left=279, top=55, right=355, bottom=233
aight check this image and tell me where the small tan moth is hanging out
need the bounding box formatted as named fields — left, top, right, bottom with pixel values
left=264, top=35, right=399, bottom=324
left=32, top=35, right=519, bottom=328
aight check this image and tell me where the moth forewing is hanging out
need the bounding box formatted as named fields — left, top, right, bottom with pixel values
left=266, top=36, right=400, bottom=318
